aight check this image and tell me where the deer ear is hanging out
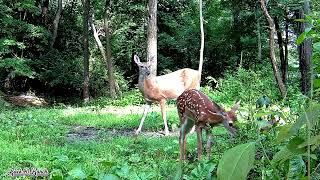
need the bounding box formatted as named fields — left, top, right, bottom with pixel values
left=134, top=55, right=142, bottom=66
left=231, top=100, right=241, bottom=113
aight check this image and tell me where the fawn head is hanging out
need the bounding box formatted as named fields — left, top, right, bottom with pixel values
left=224, top=100, right=241, bottom=132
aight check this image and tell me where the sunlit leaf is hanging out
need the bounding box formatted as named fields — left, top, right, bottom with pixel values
left=217, top=142, right=256, bottom=180
left=287, top=155, right=306, bottom=179
left=275, top=124, right=293, bottom=143
left=296, top=32, right=306, bottom=45
left=68, top=167, right=87, bottom=180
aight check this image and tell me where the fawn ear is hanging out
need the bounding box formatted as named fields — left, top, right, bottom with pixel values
left=134, top=55, right=142, bottom=66
left=230, top=100, right=241, bottom=113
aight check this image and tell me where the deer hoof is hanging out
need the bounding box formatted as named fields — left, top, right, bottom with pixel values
left=164, top=131, right=170, bottom=136
left=135, top=129, right=141, bottom=135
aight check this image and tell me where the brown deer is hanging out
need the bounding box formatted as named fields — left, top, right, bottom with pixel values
left=134, top=55, right=202, bottom=136
left=177, top=89, right=240, bottom=160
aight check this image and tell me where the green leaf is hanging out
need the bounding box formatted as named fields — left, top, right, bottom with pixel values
left=298, top=134, right=320, bottom=148
left=272, top=147, right=293, bottom=165
left=287, top=155, right=306, bottom=179
left=217, top=142, right=256, bottom=180
left=172, top=165, right=182, bottom=180
left=68, top=167, right=87, bottom=180
left=294, top=19, right=306, bottom=23
left=100, top=174, right=119, bottom=180
left=275, top=124, right=293, bottom=143
left=313, top=42, right=320, bottom=52
left=287, top=137, right=307, bottom=154
left=296, top=32, right=306, bottom=45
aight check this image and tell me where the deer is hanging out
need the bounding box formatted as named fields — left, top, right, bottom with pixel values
left=177, top=89, right=240, bottom=160
left=134, top=55, right=203, bottom=136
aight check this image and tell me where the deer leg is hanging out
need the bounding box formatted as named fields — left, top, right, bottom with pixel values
left=159, top=99, right=169, bottom=136
left=179, top=117, right=194, bottom=161
left=196, top=126, right=203, bottom=160
left=205, top=127, right=213, bottom=160
left=136, top=102, right=152, bottom=134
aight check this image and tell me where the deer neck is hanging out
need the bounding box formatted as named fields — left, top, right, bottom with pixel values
left=138, top=73, right=155, bottom=94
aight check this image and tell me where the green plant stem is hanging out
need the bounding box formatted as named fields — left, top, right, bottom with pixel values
left=311, top=162, right=320, bottom=175
left=259, top=140, right=281, bottom=179
left=304, top=107, right=311, bottom=180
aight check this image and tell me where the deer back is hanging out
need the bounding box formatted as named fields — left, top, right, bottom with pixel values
left=142, top=68, right=200, bottom=101
left=177, top=89, right=227, bottom=126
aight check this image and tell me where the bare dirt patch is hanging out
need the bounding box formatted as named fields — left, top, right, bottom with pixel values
left=67, top=125, right=179, bottom=142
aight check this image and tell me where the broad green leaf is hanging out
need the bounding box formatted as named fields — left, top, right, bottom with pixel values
left=68, top=167, right=87, bottom=180
left=298, top=134, right=320, bottom=148
left=217, top=142, right=256, bottom=180
left=115, top=164, right=130, bottom=178
left=314, top=79, right=320, bottom=89
left=276, top=103, right=320, bottom=144
left=275, top=124, right=293, bottom=143
left=287, top=155, right=306, bottom=180
left=272, top=147, right=293, bottom=165
left=287, top=137, right=307, bottom=154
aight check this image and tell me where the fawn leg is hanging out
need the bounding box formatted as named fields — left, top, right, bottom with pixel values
left=196, top=126, right=203, bottom=160
left=160, top=99, right=169, bottom=136
left=205, top=127, right=213, bottom=159
left=179, top=117, right=194, bottom=161
left=136, top=102, right=151, bottom=134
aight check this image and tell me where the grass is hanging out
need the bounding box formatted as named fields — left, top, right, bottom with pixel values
left=0, top=105, right=237, bottom=179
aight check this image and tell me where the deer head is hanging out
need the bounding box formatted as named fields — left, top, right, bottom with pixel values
left=134, top=55, right=154, bottom=77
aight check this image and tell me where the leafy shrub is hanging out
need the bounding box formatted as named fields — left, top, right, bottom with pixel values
left=88, top=89, right=144, bottom=107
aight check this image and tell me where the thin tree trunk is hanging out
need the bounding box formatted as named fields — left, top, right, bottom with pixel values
left=260, top=0, right=287, bottom=98
left=82, top=0, right=90, bottom=102
left=257, top=20, right=262, bottom=64
left=147, top=0, right=157, bottom=76
left=297, top=1, right=312, bottom=95
left=198, top=0, right=204, bottom=86
left=284, top=7, right=289, bottom=82
left=274, top=16, right=286, bottom=83
left=233, top=6, right=241, bottom=66
left=104, top=0, right=119, bottom=98
left=51, top=0, right=63, bottom=48
left=41, top=0, right=49, bottom=24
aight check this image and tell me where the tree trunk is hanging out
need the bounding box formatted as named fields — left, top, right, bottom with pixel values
left=233, top=6, right=241, bottom=66
left=257, top=20, right=262, bottom=64
left=51, top=0, right=63, bottom=48
left=82, top=0, right=90, bottom=102
left=104, top=0, right=120, bottom=98
left=260, top=0, right=287, bottom=98
left=147, top=0, right=157, bottom=76
left=297, top=1, right=312, bottom=95
left=198, top=0, right=204, bottom=86
left=41, top=0, right=49, bottom=24
left=274, top=16, right=286, bottom=83
left=284, top=7, right=289, bottom=82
